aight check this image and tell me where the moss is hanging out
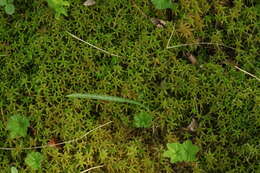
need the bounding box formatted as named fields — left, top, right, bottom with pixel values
left=0, top=0, right=259, bottom=172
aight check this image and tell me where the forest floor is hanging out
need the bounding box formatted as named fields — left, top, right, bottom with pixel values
left=0, top=0, right=259, bottom=172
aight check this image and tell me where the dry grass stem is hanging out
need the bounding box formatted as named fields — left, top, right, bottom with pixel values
left=0, top=121, right=113, bottom=150
left=166, top=29, right=236, bottom=50
left=234, top=66, right=260, bottom=81
left=67, top=32, right=121, bottom=57
left=80, top=165, right=104, bottom=173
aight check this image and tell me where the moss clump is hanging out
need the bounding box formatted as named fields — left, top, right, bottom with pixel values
left=0, top=0, right=259, bottom=172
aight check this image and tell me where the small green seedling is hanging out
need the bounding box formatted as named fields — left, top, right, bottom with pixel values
left=163, top=140, right=200, bottom=163
left=7, top=115, right=30, bottom=138
left=45, top=0, right=69, bottom=19
left=133, top=111, right=153, bottom=128
left=25, top=152, right=44, bottom=170
left=151, top=0, right=173, bottom=9
left=0, top=0, right=15, bottom=15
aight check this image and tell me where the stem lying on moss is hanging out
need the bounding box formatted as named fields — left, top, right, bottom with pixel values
left=166, top=28, right=236, bottom=50
left=66, top=31, right=122, bottom=57
left=0, top=121, right=112, bottom=150
left=234, top=66, right=260, bottom=81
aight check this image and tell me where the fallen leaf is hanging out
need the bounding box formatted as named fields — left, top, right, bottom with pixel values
left=83, top=0, right=96, bottom=7
left=186, top=53, right=197, bottom=65
left=28, top=125, right=36, bottom=137
left=150, top=18, right=166, bottom=28
left=187, top=118, right=198, bottom=132
left=48, top=138, right=60, bottom=148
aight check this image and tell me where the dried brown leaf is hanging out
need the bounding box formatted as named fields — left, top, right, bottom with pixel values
left=48, top=138, right=60, bottom=148
left=186, top=53, right=197, bottom=65
left=150, top=18, right=166, bottom=28
left=187, top=118, right=198, bottom=132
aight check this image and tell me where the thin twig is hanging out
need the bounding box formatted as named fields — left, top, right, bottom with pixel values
left=166, top=28, right=175, bottom=48
left=0, top=121, right=112, bottom=150
left=234, top=66, right=260, bottom=81
left=0, top=55, right=7, bottom=57
left=80, top=165, right=104, bottom=173
left=166, top=29, right=236, bottom=50
left=66, top=31, right=121, bottom=57
left=167, top=42, right=236, bottom=50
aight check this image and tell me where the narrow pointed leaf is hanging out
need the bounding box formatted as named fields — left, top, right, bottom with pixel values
left=67, top=93, right=149, bottom=110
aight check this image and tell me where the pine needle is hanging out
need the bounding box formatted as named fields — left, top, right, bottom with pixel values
left=66, top=31, right=121, bottom=57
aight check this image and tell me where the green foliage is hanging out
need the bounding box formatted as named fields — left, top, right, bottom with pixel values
left=0, top=0, right=259, bottom=172
left=133, top=111, right=153, bottom=128
left=7, top=115, right=29, bottom=138
left=151, top=0, right=173, bottom=9
left=163, top=140, right=200, bottom=163
left=10, top=167, right=18, bottom=173
left=67, top=93, right=149, bottom=110
left=45, top=0, right=69, bottom=19
left=25, top=152, right=44, bottom=170
left=0, top=0, right=15, bottom=15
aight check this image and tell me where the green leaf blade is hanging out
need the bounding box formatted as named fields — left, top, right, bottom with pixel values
left=4, top=3, right=15, bottom=14
left=25, top=152, right=44, bottom=170
left=11, top=167, right=18, bottom=173
left=67, top=93, right=149, bottom=110
left=151, top=0, right=173, bottom=9
left=133, top=111, right=153, bottom=128
left=183, top=140, right=200, bottom=161
left=163, top=140, right=199, bottom=163
left=7, top=115, right=30, bottom=138
left=0, top=0, right=7, bottom=6
left=46, top=0, right=69, bottom=19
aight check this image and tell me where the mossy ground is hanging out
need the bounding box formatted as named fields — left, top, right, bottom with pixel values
left=0, top=0, right=259, bottom=172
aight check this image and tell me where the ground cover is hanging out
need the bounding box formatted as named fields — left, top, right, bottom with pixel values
left=0, top=0, right=259, bottom=172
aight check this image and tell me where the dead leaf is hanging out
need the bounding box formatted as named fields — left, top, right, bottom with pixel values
left=83, top=0, right=96, bottom=7
left=186, top=53, right=197, bottom=65
left=187, top=118, right=198, bottom=132
left=48, top=138, right=60, bottom=148
left=150, top=18, right=166, bottom=28
left=28, top=126, right=36, bottom=137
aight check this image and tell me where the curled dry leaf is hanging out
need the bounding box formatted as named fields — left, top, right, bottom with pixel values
left=28, top=125, right=36, bottom=137
left=83, top=0, right=96, bottom=7
left=186, top=53, right=197, bottom=65
left=150, top=18, right=166, bottom=28
left=48, top=137, right=61, bottom=148
left=187, top=118, right=198, bottom=132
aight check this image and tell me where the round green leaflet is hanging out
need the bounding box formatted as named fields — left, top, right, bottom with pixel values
left=5, top=3, right=15, bottom=14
